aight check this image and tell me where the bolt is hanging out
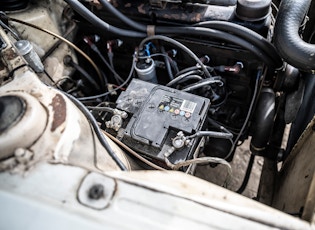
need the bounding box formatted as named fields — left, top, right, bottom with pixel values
left=88, top=184, right=104, bottom=200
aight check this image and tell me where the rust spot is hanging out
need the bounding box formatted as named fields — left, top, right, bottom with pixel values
left=50, top=94, right=66, bottom=132
left=3, top=48, right=18, bottom=61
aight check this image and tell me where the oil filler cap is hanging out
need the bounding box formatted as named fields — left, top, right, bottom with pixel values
left=236, top=0, right=271, bottom=21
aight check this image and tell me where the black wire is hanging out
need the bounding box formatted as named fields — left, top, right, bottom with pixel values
left=64, top=56, right=100, bottom=91
left=160, top=45, right=174, bottom=80
left=175, top=66, right=213, bottom=77
left=138, top=53, right=174, bottom=60
left=224, top=68, right=263, bottom=160
left=65, top=92, right=128, bottom=171
left=182, top=77, right=223, bottom=92
left=78, top=57, right=135, bottom=101
left=139, top=35, right=212, bottom=78
left=236, top=153, right=255, bottom=194
left=41, top=21, right=76, bottom=62
left=138, top=52, right=179, bottom=79
left=208, top=117, right=229, bottom=132
left=43, top=69, right=63, bottom=90
left=0, top=18, right=20, bottom=40
left=91, top=46, right=124, bottom=84
left=7, top=64, right=28, bottom=78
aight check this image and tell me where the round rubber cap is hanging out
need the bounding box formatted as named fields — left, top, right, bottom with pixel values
left=0, top=95, right=25, bottom=134
left=236, top=0, right=271, bottom=21
left=0, top=93, right=47, bottom=160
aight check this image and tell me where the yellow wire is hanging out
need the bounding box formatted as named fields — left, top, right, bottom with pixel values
left=8, top=17, right=103, bottom=84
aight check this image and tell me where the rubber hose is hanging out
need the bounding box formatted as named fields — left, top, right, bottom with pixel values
left=98, top=0, right=278, bottom=68
left=99, top=0, right=146, bottom=32
left=67, top=0, right=278, bottom=68
left=236, top=154, right=255, bottom=194
left=155, top=26, right=277, bottom=68
left=250, top=88, right=275, bottom=154
left=274, top=0, right=315, bottom=72
left=64, top=0, right=146, bottom=37
left=195, top=21, right=283, bottom=69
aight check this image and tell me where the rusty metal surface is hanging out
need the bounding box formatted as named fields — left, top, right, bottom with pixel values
left=2, top=48, right=18, bottom=61
left=50, top=94, right=66, bottom=132
left=0, top=27, right=26, bottom=80
left=106, top=0, right=235, bottom=23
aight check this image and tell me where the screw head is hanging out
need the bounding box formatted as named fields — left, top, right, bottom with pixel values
left=88, top=184, right=104, bottom=200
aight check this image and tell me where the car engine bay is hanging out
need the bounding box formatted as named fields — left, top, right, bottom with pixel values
left=1, top=0, right=315, bottom=228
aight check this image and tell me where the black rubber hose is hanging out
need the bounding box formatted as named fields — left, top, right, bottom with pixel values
left=195, top=21, right=283, bottom=69
left=274, top=0, right=315, bottom=72
left=65, top=93, right=128, bottom=171
left=99, top=0, right=146, bottom=32
left=102, top=0, right=278, bottom=68
left=97, top=0, right=276, bottom=68
left=250, top=88, right=275, bottom=154
left=236, top=154, right=255, bottom=194
left=64, top=0, right=145, bottom=38
left=155, top=26, right=277, bottom=68
left=68, top=0, right=277, bottom=68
